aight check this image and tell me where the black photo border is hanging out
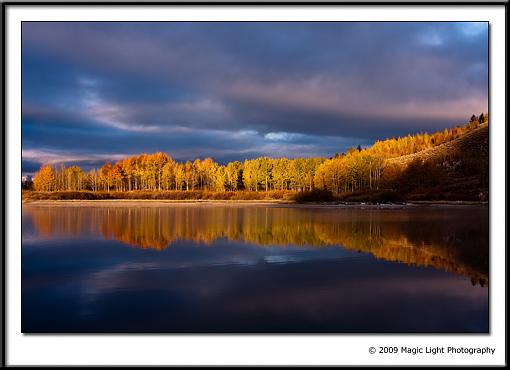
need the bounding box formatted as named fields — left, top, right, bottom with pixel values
left=1, top=0, right=507, bottom=367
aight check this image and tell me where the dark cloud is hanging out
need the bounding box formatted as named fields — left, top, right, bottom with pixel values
left=22, top=22, right=488, bottom=169
left=22, top=159, right=41, bottom=174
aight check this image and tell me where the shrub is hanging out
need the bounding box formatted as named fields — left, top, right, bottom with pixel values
left=337, top=190, right=405, bottom=203
left=293, top=189, right=335, bottom=203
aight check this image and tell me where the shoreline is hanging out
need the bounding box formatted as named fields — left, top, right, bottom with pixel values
left=22, top=199, right=488, bottom=208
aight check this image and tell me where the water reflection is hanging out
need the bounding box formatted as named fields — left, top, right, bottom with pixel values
left=23, top=204, right=488, bottom=286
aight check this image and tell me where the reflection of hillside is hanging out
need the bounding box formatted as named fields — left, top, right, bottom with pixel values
left=25, top=205, right=488, bottom=286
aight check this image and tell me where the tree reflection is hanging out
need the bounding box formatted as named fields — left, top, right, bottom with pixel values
left=25, top=205, right=489, bottom=286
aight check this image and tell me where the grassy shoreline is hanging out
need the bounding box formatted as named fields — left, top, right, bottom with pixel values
left=22, top=199, right=488, bottom=209
left=22, top=188, right=488, bottom=205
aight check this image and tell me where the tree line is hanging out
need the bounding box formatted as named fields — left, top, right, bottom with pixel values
left=32, top=113, right=488, bottom=194
left=33, top=155, right=327, bottom=193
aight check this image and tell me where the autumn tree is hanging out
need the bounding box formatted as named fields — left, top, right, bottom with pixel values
left=258, top=157, right=273, bottom=192
left=242, top=159, right=258, bottom=191
left=272, top=158, right=291, bottom=190
left=225, top=161, right=243, bottom=191
left=174, top=162, right=185, bottom=190
left=110, top=163, right=125, bottom=191
left=33, top=165, right=57, bottom=191
left=161, top=159, right=176, bottom=191
left=100, top=162, right=113, bottom=192
left=88, top=169, right=100, bottom=192
left=212, top=164, right=226, bottom=192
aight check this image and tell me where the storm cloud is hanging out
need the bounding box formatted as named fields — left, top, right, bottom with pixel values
left=22, top=22, right=488, bottom=173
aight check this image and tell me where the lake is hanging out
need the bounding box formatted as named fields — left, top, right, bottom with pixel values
left=22, top=203, right=489, bottom=333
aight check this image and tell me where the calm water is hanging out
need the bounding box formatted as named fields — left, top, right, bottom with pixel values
left=22, top=204, right=489, bottom=333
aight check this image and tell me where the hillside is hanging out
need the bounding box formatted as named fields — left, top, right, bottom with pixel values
left=386, top=122, right=488, bottom=201
left=388, top=122, right=488, bottom=167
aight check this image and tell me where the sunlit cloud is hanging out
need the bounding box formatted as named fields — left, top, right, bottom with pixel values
left=22, top=149, right=130, bottom=166
left=264, top=132, right=305, bottom=142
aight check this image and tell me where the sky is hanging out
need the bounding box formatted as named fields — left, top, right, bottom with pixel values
left=22, top=22, right=488, bottom=174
